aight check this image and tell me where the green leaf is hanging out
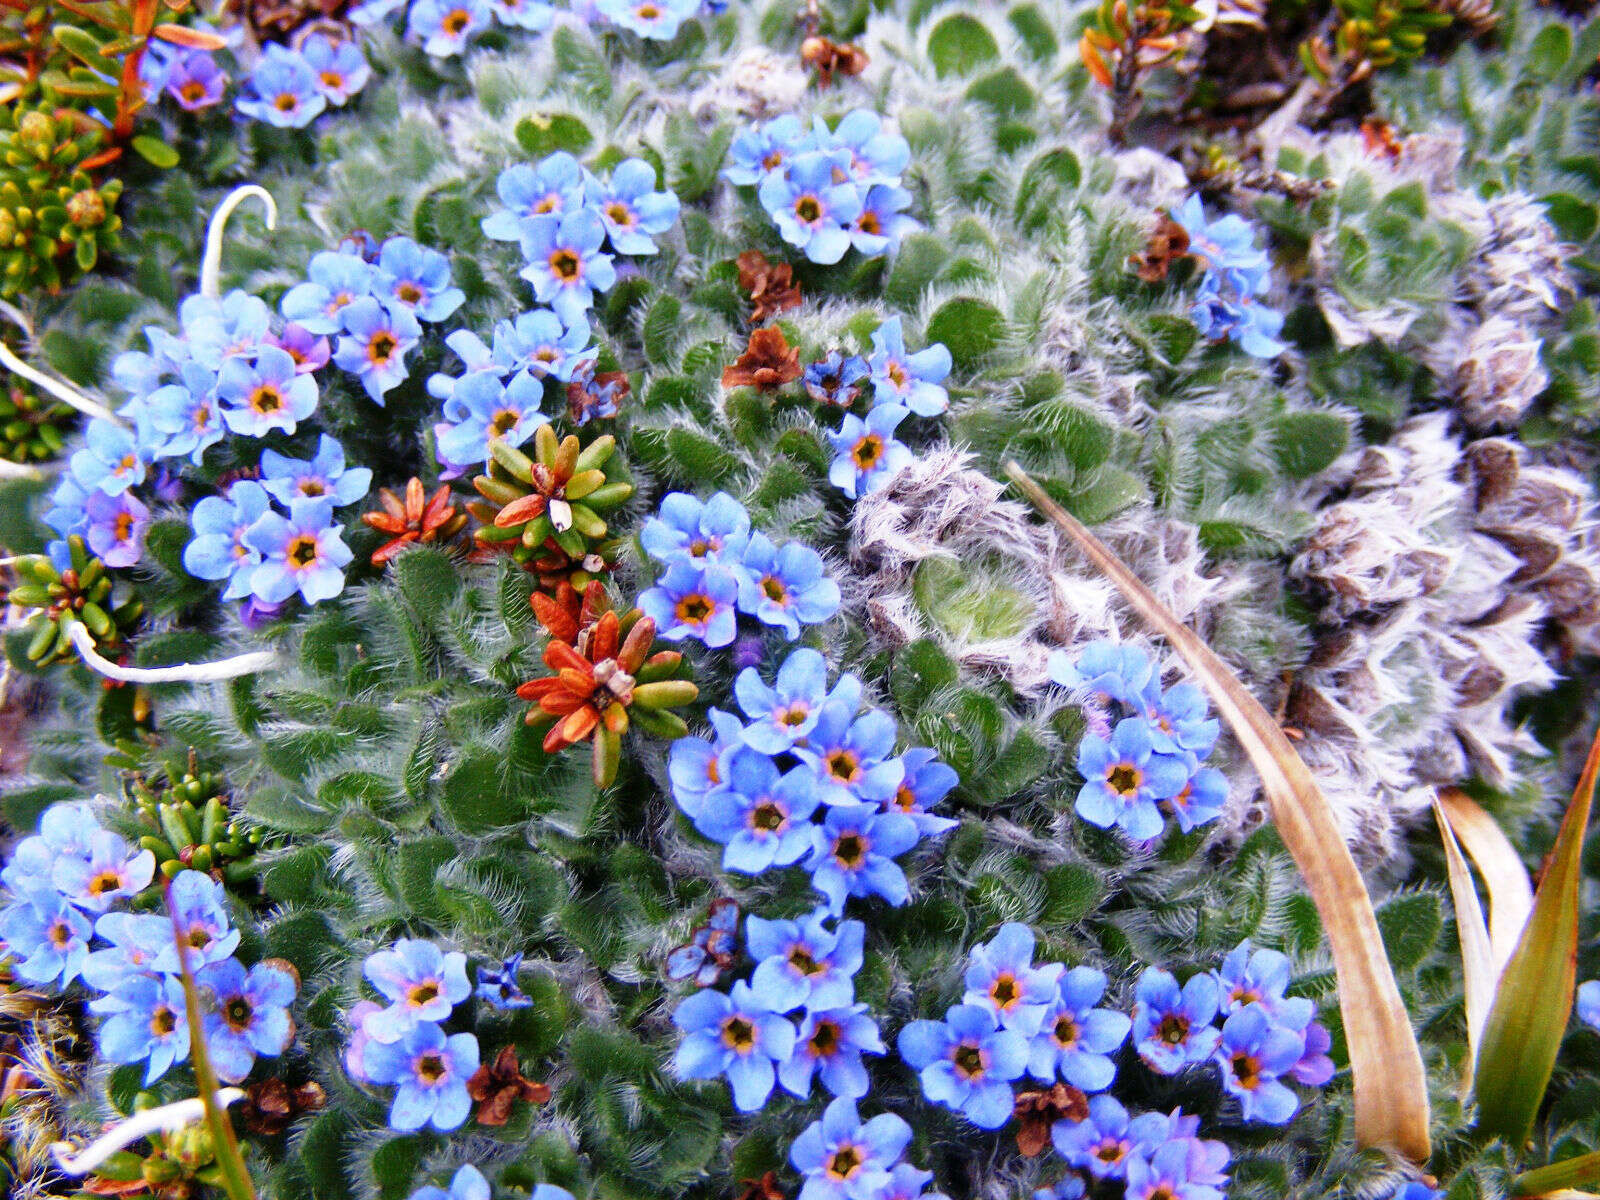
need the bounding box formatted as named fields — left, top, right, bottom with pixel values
left=395, top=543, right=463, bottom=613
left=924, top=297, right=1006, bottom=367
left=1374, top=890, right=1442, bottom=974
left=442, top=751, right=518, bottom=833
left=890, top=637, right=958, bottom=714
left=1007, top=4, right=1058, bottom=58
left=397, top=836, right=459, bottom=922
left=665, top=427, right=741, bottom=485
left=1474, top=725, right=1600, bottom=1145
left=966, top=67, right=1035, bottom=117
left=514, top=113, right=594, bottom=157
left=131, top=135, right=180, bottom=168
left=883, top=233, right=950, bottom=311
left=926, top=13, right=1001, bottom=76
left=912, top=557, right=1033, bottom=641
left=1527, top=22, right=1573, bottom=81
left=372, top=1138, right=424, bottom=1200
left=1272, top=412, right=1350, bottom=479
left=1540, top=191, right=1600, bottom=243
left=643, top=294, right=684, bottom=366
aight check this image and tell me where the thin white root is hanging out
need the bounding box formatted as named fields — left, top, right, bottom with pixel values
left=51, top=1089, right=246, bottom=1175
left=201, top=185, right=278, bottom=300
left=67, top=621, right=277, bottom=684
left=0, top=339, right=123, bottom=427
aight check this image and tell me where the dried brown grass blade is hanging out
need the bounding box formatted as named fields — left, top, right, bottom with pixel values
left=1436, top=787, right=1534, bottom=974
left=1433, top=797, right=1495, bottom=1094
left=1005, top=462, right=1431, bottom=1163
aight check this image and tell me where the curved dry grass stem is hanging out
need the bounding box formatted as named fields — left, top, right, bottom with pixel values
left=201, top=185, right=279, bottom=301
left=1005, top=460, right=1432, bottom=1164
left=0, top=313, right=123, bottom=427
left=67, top=621, right=277, bottom=683
left=50, top=1089, right=246, bottom=1174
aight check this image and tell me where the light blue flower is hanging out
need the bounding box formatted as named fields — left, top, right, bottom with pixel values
left=885, top=748, right=960, bottom=837
left=1027, top=966, right=1130, bottom=1091
left=1048, top=639, right=1153, bottom=707
left=435, top=370, right=546, bottom=471
left=724, top=114, right=810, bottom=186
left=362, top=938, right=471, bottom=1043
left=243, top=496, right=352, bottom=606
left=476, top=953, right=531, bottom=1009
left=165, top=51, right=227, bottom=111
left=1580, top=979, right=1600, bottom=1030
left=51, top=828, right=154, bottom=912
left=236, top=44, right=327, bottom=128
left=217, top=346, right=319, bottom=437
left=144, top=363, right=225, bottom=464
left=488, top=308, right=597, bottom=381
left=746, top=908, right=863, bottom=1013
left=408, top=1165, right=492, bottom=1200
left=692, top=748, right=821, bottom=874
left=1213, top=1004, right=1305, bottom=1125
left=362, top=1020, right=479, bottom=1131
left=898, top=1002, right=1028, bottom=1129
left=672, top=980, right=796, bottom=1111
left=181, top=290, right=274, bottom=369
left=641, top=491, right=751, bottom=568
left=154, top=869, right=241, bottom=972
left=301, top=34, right=370, bottom=105
left=588, top=158, right=680, bottom=256
left=185, top=481, right=273, bottom=600
left=789, top=1097, right=911, bottom=1200
left=781, top=1003, right=884, bottom=1100
left=816, top=110, right=910, bottom=187
left=962, top=923, right=1064, bottom=1036
left=91, top=971, right=191, bottom=1083
left=804, top=351, right=870, bottom=408
left=1131, top=967, right=1221, bottom=1075
left=1169, top=194, right=1269, bottom=297
left=490, top=0, right=554, bottom=29
left=1133, top=681, right=1219, bottom=757
left=758, top=150, right=861, bottom=265
left=84, top=490, right=151, bottom=569
left=1216, top=940, right=1314, bottom=1029
left=736, top=534, right=840, bottom=639
left=883, top=1163, right=945, bottom=1200
left=1051, top=1094, right=1153, bottom=1181
left=517, top=209, right=616, bottom=326
left=376, top=236, right=465, bottom=323
left=734, top=647, right=830, bottom=755
left=0, top=895, right=92, bottom=985
left=1075, top=718, right=1191, bottom=840
left=197, top=956, right=298, bottom=1083
left=333, top=297, right=422, bottom=404
left=794, top=700, right=903, bottom=808
left=1290, top=1020, right=1335, bottom=1087
left=868, top=317, right=951, bottom=416
left=81, top=912, right=174, bottom=992
left=594, top=0, right=698, bottom=39
left=1191, top=276, right=1287, bottom=358
left=71, top=418, right=147, bottom=496
left=806, top=803, right=919, bottom=914
left=828, top=404, right=912, bottom=498
left=850, top=185, right=918, bottom=256
left=280, top=249, right=377, bottom=335
left=407, top=0, right=492, bottom=55
left=482, top=154, right=587, bottom=242
left=667, top=707, right=746, bottom=822
left=43, top=474, right=90, bottom=546
left=1169, top=764, right=1228, bottom=833
left=260, top=435, right=372, bottom=507
left=638, top=561, right=740, bottom=648
left=1124, top=1138, right=1228, bottom=1200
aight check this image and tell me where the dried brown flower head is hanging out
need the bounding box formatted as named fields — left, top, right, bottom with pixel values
left=1013, top=1083, right=1089, bottom=1156
left=466, top=1046, right=551, bottom=1127
left=800, top=36, right=869, bottom=87
left=241, top=1077, right=326, bottom=1136
left=1130, top=212, right=1191, bottom=282
left=736, top=251, right=803, bottom=325
left=722, top=326, right=802, bottom=391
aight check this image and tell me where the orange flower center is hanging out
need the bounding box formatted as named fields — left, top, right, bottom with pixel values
left=825, top=749, right=860, bottom=782
left=442, top=8, right=471, bottom=32
left=250, top=385, right=283, bottom=414
left=851, top=434, right=883, bottom=470
left=550, top=249, right=581, bottom=280
left=416, top=1052, right=447, bottom=1083
left=858, top=211, right=881, bottom=235
left=151, top=1007, right=177, bottom=1037
left=794, top=195, right=822, bottom=223
left=952, top=1042, right=986, bottom=1079
left=287, top=535, right=320, bottom=569
left=750, top=801, right=786, bottom=833
left=1107, top=764, right=1141, bottom=796
left=760, top=576, right=788, bottom=604
left=89, top=870, right=122, bottom=896
left=368, top=332, right=398, bottom=365
left=407, top=981, right=441, bottom=1007
left=1158, top=1013, right=1189, bottom=1045
left=833, top=832, right=866, bottom=867
left=721, top=1015, right=755, bottom=1052
left=825, top=1146, right=862, bottom=1180
left=676, top=593, right=714, bottom=624
left=273, top=93, right=298, bottom=112
left=1230, top=1051, right=1261, bottom=1090
left=809, top=1019, right=841, bottom=1057
left=1054, top=1014, right=1079, bottom=1048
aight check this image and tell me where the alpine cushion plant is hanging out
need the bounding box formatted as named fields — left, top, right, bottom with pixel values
left=5, top=1, right=1600, bottom=1198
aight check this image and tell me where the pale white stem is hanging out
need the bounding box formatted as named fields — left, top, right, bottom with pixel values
left=201, top=186, right=278, bottom=300
left=51, top=1088, right=246, bottom=1175
left=0, top=340, right=123, bottom=427
left=67, top=621, right=277, bottom=684
left=0, top=458, right=44, bottom=480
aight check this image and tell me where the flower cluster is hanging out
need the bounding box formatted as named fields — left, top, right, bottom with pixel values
left=726, top=111, right=917, bottom=264
left=349, top=0, right=553, bottom=58
left=1131, top=941, right=1334, bottom=1125
left=592, top=0, right=724, bottom=41
left=1052, top=1099, right=1231, bottom=1198
left=789, top=1098, right=942, bottom=1200
left=234, top=38, right=372, bottom=128
left=0, top=802, right=298, bottom=1085
left=1166, top=196, right=1286, bottom=359
left=821, top=317, right=951, bottom=500
left=482, top=151, right=680, bottom=325
left=669, top=644, right=958, bottom=913
left=673, top=905, right=885, bottom=1110
left=899, top=924, right=1130, bottom=1129
left=1049, top=640, right=1227, bottom=841
left=639, top=491, right=841, bottom=646
left=346, top=939, right=480, bottom=1131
